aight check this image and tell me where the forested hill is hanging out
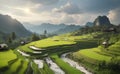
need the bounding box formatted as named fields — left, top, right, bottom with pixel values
left=0, top=14, right=32, bottom=37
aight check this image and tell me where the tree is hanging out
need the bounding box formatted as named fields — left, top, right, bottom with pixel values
left=7, top=37, right=12, bottom=43
left=11, top=32, right=16, bottom=40
left=44, top=30, right=47, bottom=36
left=31, top=33, right=40, bottom=41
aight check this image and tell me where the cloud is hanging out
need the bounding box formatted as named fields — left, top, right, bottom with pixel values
left=0, top=0, right=120, bottom=25
left=70, top=0, right=120, bottom=13
left=59, top=14, right=75, bottom=24
left=29, top=0, right=59, bottom=5
left=108, top=8, right=120, bottom=25
left=53, top=2, right=82, bottom=14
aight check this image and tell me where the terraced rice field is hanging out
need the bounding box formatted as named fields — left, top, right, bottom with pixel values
left=0, top=50, right=17, bottom=68
left=2, top=32, right=117, bottom=74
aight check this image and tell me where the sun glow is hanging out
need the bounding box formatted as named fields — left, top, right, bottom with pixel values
left=24, top=8, right=31, bottom=13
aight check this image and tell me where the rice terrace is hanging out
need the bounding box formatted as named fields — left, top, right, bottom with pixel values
left=0, top=0, right=120, bottom=74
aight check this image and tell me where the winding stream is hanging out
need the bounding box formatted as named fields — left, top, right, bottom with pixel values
left=61, top=53, right=92, bottom=74
left=45, top=57, right=65, bottom=74
left=33, top=59, right=43, bottom=68
left=17, top=46, right=92, bottom=74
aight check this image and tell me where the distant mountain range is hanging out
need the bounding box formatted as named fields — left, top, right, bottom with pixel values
left=85, top=22, right=93, bottom=27
left=24, top=23, right=82, bottom=35
left=0, top=14, right=32, bottom=37
left=24, top=15, right=112, bottom=35
left=0, top=14, right=113, bottom=39
left=53, top=25, right=81, bottom=34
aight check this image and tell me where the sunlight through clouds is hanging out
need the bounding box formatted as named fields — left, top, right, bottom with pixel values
left=0, top=0, right=120, bottom=25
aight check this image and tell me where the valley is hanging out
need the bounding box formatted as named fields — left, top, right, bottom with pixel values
left=0, top=12, right=120, bottom=74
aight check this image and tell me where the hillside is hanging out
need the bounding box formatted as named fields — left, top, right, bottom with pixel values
left=53, top=25, right=81, bottom=34
left=0, top=14, right=32, bottom=37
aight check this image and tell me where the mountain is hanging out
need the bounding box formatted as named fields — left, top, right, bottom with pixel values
left=24, top=23, right=80, bottom=34
left=85, top=22, right=93, bottom=27
left=53, top=25, right=81, bottom=34
left=24, top=23, right=67, bottom=34
left=0, top=14, right=32, bottom=37
left=94, top=16, right=111, bottom=26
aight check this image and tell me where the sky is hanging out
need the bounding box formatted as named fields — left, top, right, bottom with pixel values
left=0, top=0, right=120, bottom=25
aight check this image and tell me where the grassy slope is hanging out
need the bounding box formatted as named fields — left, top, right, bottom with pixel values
left=18, top=60, right=29, bottom=74
left=0, top=50, right=17, bottom=68
left=69, top=33, right=120, bottom=74
left=19, top=38, right=75, bottom=53
left=19, top=32, right=99, bottom=53
left=73, top=40, right=120, bottom=63
left=18, top=33, right=98, bottom=73
left=74, top=48, right=111, bottom=62
left=31, top=61, right=54, bottom=74
left=4, top=59, right=22, bottom=74
left=39, top=62, right=54, bottom=74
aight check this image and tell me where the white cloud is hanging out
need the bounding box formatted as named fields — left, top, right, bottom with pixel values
left=108, top=8, right=120, bottom=25
left=53, top=2, right=82, bottom=14
left=29, top=0, right=59, bottom=5
left=1, top=0, right=115, bottom=25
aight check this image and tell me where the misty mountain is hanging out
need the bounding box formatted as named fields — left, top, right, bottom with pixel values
left=0, top=14, right=32, bottom=37
left=53, top=25, right=81, bottom=34
left=24, top=23, right=81, bottom=34
left=85, top=22, right=93, bottom=27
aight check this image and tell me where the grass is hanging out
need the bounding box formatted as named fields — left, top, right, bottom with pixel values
left=4, top=59, right=22, bottom=74
left=16, top=33, right=99, bottom=74
left=18, top=60, right=29, bottom=74
left=31, top=61, right=40, bottom=74
left=31, top=61, right=54, bottom=74
left=0, top=50, right=17, bottom=68
left=39, top=62, right=54, bottom=74
left=19, top=37, right=75, bottom=53
left=7, top=32, right=101, bottom=74
left=74, top=48, right=112, bottom=62
left=19, top=32, right=100, bottom=53
left=51, top=54, right=83, bottom=74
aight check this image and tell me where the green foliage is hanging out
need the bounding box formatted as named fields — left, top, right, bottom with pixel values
left=4, top=59, right=22, bottom=74
left=0, top=50, right=17, bottom=68
left=31, top=33, right=40, bottom=41
left=11, top=32, right=16, bottom=40
left=7, top=36, right=12, bottom=43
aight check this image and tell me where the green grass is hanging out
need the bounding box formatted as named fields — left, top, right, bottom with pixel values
left=18, top=60, right=29, bottom=74
left=0, top=50, right=17, bottom=68
left=31, top=38, right=75, bottom=48
left=31, top=61, right=40, bottom=74
left=74, top=48, right=112, bottom=62
left=31, top=61, right=54, bottom=74
left=4, top=59, right=22, bottom=74
left=14, top=32, right=101, bottom=74
left=39, top=62, right=54, bottom=74
left=19, top=37, right=75, bottom=53
left=51, top=54, right=83, bottom=74
left=18, top=45, right=33, bottom=53
left=19, top=32, right=99, bottom=53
